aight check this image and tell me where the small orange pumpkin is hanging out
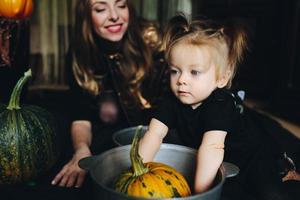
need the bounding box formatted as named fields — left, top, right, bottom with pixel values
left=115, top=126, right=191, bottom=198
left=0, top=0, right=33, bottom=19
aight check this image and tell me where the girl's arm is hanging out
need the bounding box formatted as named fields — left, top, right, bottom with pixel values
left=139, top=118, right=169, bottom=162
left=194, top=130, right=227, bottom=193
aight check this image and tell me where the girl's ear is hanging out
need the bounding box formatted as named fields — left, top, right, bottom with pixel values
left=217, top=69, right=231, bottom=88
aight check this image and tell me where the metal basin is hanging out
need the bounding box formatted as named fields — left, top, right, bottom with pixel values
left=112, top=125, right=182, bottom=146
left=112, top=126, right=148, bottom=146
left=79, top=144, right=239, bottom=200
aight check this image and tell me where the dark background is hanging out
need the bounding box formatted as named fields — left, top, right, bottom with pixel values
left=1, top=1, right=300, bottom=199
left=1, top=0, right=300, bottom=123
left=189, top=0, right=300, bottom=123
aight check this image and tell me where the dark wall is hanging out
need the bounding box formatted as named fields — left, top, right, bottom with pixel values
left=190, top=0, right=300, bottom=122
left=0, top=18, right=30, bottom=104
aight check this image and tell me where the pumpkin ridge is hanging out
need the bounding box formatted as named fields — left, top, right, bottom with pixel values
left=20, top=111, right=36, bottom=173
left=168, top=169, right=190, bottom=195
left=165, top=170, right=183, bottom=194
left=121, top=174, right=136, bottom=193
left=4, top=110, right=21, bottom=182
left=13, top=112, right=24, bottom=181
left=23, top=107, right=57, bottom=169
left=148, top=171, right=174, bottom=197
left=152, top=169, right=183, bottom=197
left=152, top=163, right=191, bottom=196
left=17, top=111, right=36, bottom=181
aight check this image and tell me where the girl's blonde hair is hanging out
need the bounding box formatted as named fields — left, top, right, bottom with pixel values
left=163, top=14, right=249, bottom=88
left=72, top=0, right=152, bottom=96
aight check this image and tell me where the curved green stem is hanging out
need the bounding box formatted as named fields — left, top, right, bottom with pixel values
left=130, top=125, right=149, bottom=177
left=7, top=69, right=32, bottom=110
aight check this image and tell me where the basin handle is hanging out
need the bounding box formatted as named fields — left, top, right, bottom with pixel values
left=78, top=156, right=96, bottom=171
left=222, top=162, right=240, bottom=178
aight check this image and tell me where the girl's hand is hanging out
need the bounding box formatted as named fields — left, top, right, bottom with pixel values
left=51, top=146, right=92, bottom=188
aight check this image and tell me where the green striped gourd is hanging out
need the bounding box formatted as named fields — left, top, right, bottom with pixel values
left=0, top=69, right=59, bottom=184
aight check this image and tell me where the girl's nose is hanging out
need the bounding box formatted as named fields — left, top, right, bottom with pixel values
left=177, top=74, right=187, bottom=85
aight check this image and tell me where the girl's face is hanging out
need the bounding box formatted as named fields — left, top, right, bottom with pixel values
left=169, top=43, right=226, bottom=109
left=90, top=0, right=129, bottom=42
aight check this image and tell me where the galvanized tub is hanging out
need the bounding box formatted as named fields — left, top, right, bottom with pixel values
left=112, top=126, right=183, bottom=146
left=79, top=143, right=239, bottom=200
left=112, top=126, right=148, bottom=146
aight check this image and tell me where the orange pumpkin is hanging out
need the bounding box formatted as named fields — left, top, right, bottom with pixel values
left=115, top=126, right=191, bottom=198
left=0, top=0, right=33, bottom=19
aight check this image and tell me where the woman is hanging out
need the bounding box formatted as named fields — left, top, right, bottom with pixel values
left=51, top=0, right=166, bottom=188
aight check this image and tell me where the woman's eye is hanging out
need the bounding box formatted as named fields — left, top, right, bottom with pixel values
left=94, top=8, right=105, bottom=13
left=191, top=70, right=201, bottom=75
left=118, top=4, right=127, bottom=9
left=116, top=0, right=127, bottom=9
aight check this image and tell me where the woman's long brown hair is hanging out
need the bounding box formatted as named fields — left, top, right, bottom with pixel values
left=72, top=0, right=152, bottom=96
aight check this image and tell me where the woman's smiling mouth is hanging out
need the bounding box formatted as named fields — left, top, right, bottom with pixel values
left=106, top=24, right=122, bottom=33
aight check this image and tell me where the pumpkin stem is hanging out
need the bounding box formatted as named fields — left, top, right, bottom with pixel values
left=7, top=69, right=32, bottom=110
left=130, top=125, right=149, bottom=176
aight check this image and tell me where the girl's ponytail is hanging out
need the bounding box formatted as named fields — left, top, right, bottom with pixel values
left=222, top=19, right=249, bottom=70
left=162, top=14, right=190, bottom=60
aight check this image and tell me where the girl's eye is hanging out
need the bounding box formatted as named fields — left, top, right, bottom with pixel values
left=170, top=69, right=180, bottom=75
left=191, top=70, right=201, bottom=76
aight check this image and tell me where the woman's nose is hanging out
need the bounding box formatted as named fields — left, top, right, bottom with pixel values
left=109, top=9, right=120, bottom=22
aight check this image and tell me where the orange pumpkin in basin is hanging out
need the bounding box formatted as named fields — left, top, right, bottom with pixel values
left=115, top=126, right=191, bottom=198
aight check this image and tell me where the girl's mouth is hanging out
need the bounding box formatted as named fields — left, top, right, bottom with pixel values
left=178, top=91, right=190, bottom=96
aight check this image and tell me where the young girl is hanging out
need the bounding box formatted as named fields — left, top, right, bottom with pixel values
left=139, top=15, right=300, bottom=199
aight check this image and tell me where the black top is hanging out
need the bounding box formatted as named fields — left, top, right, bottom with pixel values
left=66, top=38, right=121, bottom=123
left=65, top=36, right=168, bottom=153
left=154, top=88, right=267, bottom=170
left=66, top=37, right=164, bottom=122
